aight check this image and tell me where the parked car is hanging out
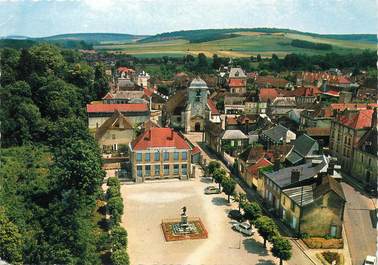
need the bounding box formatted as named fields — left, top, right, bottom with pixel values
left=227, top=210, right=244, bottom=222
left=204, top=186, right=221, bottom=194
left=364, top=256, right=377, bottom=265
left=365, top=185, right=377, bottom=197
left=232, top=222, right=254, bottom=236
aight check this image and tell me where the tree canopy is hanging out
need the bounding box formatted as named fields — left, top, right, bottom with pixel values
left=0, top=43, right=109, bottom=264
left=221, top=177, right=237, bottom=203
left=255, top=216, right=280, bottom=247
left=271, top=236, right=292, bottom=265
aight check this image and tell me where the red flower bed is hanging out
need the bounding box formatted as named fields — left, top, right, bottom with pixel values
left=161, top=218, right=208, bottom=242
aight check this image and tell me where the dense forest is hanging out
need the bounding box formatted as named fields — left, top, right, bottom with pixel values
left=290, top=39, right=332, bottom=50
left=0, top=45, right=127, bottom=264
left=0, top=39, right=94, bottom=50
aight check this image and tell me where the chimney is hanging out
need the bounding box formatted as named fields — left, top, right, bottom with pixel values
left=273, top=148, right=281, bottom=171
left=145, top=129, right=151, bottom=140
left=371, top=107, right=377, bottom=130
left=168, top=129, right=174, bottom=140
left=316, top=172, right=327, bottom=186
left=327, top=161, right=335, bottom=176
left=321, top=79, right=328, bottom=92
left=291, top=169, right=300, bottom=183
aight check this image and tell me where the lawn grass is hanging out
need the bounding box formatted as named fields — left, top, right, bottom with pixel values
left=94, top=31, right=375, bottom=58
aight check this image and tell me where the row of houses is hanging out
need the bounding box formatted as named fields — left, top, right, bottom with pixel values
left=205, top=116, right=346, bottom=238
left=87, top=65, right=376, bottom=239
left=87, top=76, right=222, bottom=182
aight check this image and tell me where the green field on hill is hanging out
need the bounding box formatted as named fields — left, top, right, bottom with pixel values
left=94, top=31, right=376, bottom=58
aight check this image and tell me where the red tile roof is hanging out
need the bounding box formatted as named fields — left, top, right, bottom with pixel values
left=259, top=88, right=279, bottom=102
left=301, top=72, right=351, bottom=85
left=102, top=92, right=114, bottom=99
left=306, top=127, right=331, bottom=136
left=143, top=88, right=154, bottom=97
left=336, top=109, right=374, bottom=129
left=330, top=103, right=378, bottom=110
left=337, top=75, right=351, bottom=84
left=131, top=128, right=191, bottom=150
left=192, top=146, right=201, bottom=154
left=117, top=67, right=135, bottom=73
left=323, top=103, right=378, bottom=117
left=321, top=90, right=340, bottom=97
left=86, top=103, right=148, bottom=113
left=207, top=99, right=219, bottom=115
left=282, top=86, right=321, bottom=97
left=255, top=76, right=289, bottom=88
left=226, top=116, right=238, bottom=125
left=247, top=158, right=273, bottom=176
left=226, top=115, right=258, bottom=126
left=229, top=78, right=246, bottom=87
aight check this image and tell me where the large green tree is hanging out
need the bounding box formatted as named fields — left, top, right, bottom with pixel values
left=206, top=161, right=221, bottom=180
left=0, top=81, right=45, bottom=146
left=232, top=192, right=247, bottom=212
left=65, top=63, right=95, bottom=102
left=0, top=48, right=20, bottom=86
left=35, top=78, right=83, bottom=121
left=255, top=216, right=280, bottom=247
left=53, top=139, right=105, bottom=195
left=28, top=43, right=65, bottom=76
left=242, top=202, right=262, bottom=224
left=213, top=168, right=227, bottom=190
left=93, top=62, right=110, bottom=99
left=221, top=177, right=236, bottom=203
left=0, top=210, right=23, bottom=264
left=271, top=236, right=292, bottom=265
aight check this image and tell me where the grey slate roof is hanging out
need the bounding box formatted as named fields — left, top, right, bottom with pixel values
left=286, top=134, right=318, bottom=164
left=222, top=130, right=248, bottom=140
left=286, top=151, right=303, bottom=165
left=283, top=185, right=315, bottom=206
left=283, top=174, right=346, bottom=207
left=229, top=67, right=247, bottom=78
left=264, top=156, right=327, bottom=188
left=261, top=124, right=290, bottom=142
left=293, top=134, right=318, bottom=157
left=271, top=97, right=297, bottom=106
left=190, top=77, right=208, bottom=88
left=358, top=128, right=378, bottom=157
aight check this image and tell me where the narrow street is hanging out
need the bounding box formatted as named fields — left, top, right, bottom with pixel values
left=342, top=180, right=377, bottom=265
left=184, top=132, right=318, bottom=265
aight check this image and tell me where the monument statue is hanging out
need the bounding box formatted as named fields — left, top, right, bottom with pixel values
left=181, top=206, right=187, bottom=216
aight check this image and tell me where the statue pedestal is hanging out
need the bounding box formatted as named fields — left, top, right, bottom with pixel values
left=181, top=214, right=189, bottom=229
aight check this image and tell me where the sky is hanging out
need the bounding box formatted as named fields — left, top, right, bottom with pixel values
left=0, top=0, right=376, bottom=37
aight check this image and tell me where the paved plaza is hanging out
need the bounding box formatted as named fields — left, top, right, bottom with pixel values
left=121, top=172, right=279, bottom=265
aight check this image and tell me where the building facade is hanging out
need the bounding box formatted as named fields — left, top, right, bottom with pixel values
left=351, top=108, right=378, bottom=188
left=261, top=159, right=345, bottom=238
left=184, top=77, right=209, bottom=132
left=129, top=128, right=192, bottom=183
left=94, top=110, right=135, bottom=152
left=329, top=108, right=375, bottom=172
left=87, top=103, right=150, bottom=129
left=228, top=67, right=247, bottom=94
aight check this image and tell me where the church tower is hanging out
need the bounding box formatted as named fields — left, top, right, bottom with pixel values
left=184, top=77, right=208, bottom=132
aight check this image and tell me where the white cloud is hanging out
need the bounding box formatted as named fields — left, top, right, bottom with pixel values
left=82, top=0, right=115, bottom=12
